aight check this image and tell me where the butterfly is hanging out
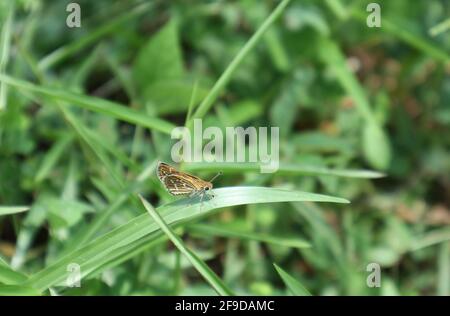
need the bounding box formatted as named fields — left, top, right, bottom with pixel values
left=156, top=161, right=221, bottom=201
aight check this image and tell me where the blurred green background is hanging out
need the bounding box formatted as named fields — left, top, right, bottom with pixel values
left=0, top=0, right=449, bottom=295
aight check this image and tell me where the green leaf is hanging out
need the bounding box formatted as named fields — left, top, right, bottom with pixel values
left=140, top=195, right=233, bottom=296
left=362, top=122, right=391, bottom=171
left=25, top=187, right=347, bottom=292
left=183, top=162, right=385, bottom=178
left=0, top=264, right=28, bottom=285
left=0, top=74, right=176, bottom=135
left=410, top=228, right=450, bottom=251
left=0, top=0, right=14, bottom=111
left=0, top=206, right=29, bottom=216
left=273, top=263, right=311, bottom=296
left=38, top=2, right=153, bottom=70
left=191, top=0, right=292, bottom=121
left=35, top=133, right=74, bottom=182
left=133, top=20, right=184, bottom=91
left=143, top=80, right=208, bottom=115
left=188, top=223, right=311, bottom=249
left=0, top=285, right=41, bottom=296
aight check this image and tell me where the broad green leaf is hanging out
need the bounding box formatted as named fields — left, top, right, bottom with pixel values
left=133, top=20, right=184, bottom=91
left=273, top=263, right=312, bottom=296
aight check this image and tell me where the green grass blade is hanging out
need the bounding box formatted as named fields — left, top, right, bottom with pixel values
left=0, top=285, right=41, bottom=296
left=188, top=223, right=311, bottom=249
left=0, top=1, right=14, bottom=111
left=0, top=264, right=28, bottom=285
left=437, top=242, right=449, bottom=295
left=352, top=10, right=449, bottom=63
left=35, top=133, right=74, bottom=182
left=273, top=263, right=312, bottom=296
left=410, top=228, right=450, bottom=251
left=429, top=18, right=450, bottom=37
left=24, top=186, right=348, bottom=292
left=191, top=0, right=291, bottom=121
left=0, top=206, right=29, bottom=216
left=183, top=162, right=385, bottom=178
left=38, top=2, right=152, bottom=70
left=140, top=195, right=234, bottom=296
left=0, top=74, right=176, bottom=135
left=185, top=80, right=199, bottom=126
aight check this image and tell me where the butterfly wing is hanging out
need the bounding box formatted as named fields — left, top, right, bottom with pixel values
left=161, top=174, right=198, bottom=196
left=157, top=161, right=209, bottom=196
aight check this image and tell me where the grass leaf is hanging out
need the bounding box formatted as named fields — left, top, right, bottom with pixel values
left=274, top=263, right=312, bottom=296
left=191, top=0, right=292, bottom=121
left=188, top=223, right=311, bottom=249
left=183, top=162, right=385, bottom=178
left=0, top=206, right=29, bottom=216
left=0, top=74, right=176, bottom=135
left=24, top=186, right=347, bottom=292
left=140, top=195, right=234, bottom=296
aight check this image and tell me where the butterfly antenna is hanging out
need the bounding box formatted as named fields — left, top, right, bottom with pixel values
left=208, top=171, right=222, bottom=183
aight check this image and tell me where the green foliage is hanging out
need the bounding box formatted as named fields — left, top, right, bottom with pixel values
left=0, top=0, right=448, bottom=296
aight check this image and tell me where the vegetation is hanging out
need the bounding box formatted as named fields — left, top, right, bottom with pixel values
left=0, top=0, right=449, bottom=295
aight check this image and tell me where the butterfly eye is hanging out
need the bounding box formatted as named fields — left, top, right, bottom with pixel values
left=205, top=187, right=210, bottom=191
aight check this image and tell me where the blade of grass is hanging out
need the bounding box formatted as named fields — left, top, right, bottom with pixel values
left=183, top=162, right=385, bottom=178
left=429, top=18, right=450, bottom=37
left=0, top=74, right=176, bottom=135
left=0, top=1, right=14, bottom=111
left=437, top=242, right=449, bottom=296
left=188, top=223, right=311, bottom=249
left=409, top=228, right=450, bottom=251
left=38, top=2, right=152, bottom=70
left=0, top=206, right=29, bottom=216
left=58, top=161, right=157, bottom=258
left=351, top=9, right=449, bottom=63
left=0, top=285, right=41, bottom=296
left=25, top=186, right=348, bottom=292
left=35, top=133, right=74, bottom=183
left=185, top=80, right=199, bottom=126
left=0, top=264, right=28, bottom=285
left=190, top=0, right=291, bottom=121
left=140, top=195, right=234, bottom=296
left=273, top=263, right=312, bottom=296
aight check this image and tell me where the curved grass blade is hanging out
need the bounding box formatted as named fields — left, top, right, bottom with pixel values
left=140, top=195, right=233, bottom=296
left=0, top=264, right=28, bottom=285
left=0, top=74, right=176, bottom=135
left=274, top=263, right=312, bottom=296
left=183, top=162, right=385, bottom=178
left=0, top=285, right=41, bottom=296
left=191, top=0, right=291, bottom=121
left=24, top=187, right=348, bottom=292
left=188, top=223, right=311, bottom=249
left=38, top=2, right=152, bottom=70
